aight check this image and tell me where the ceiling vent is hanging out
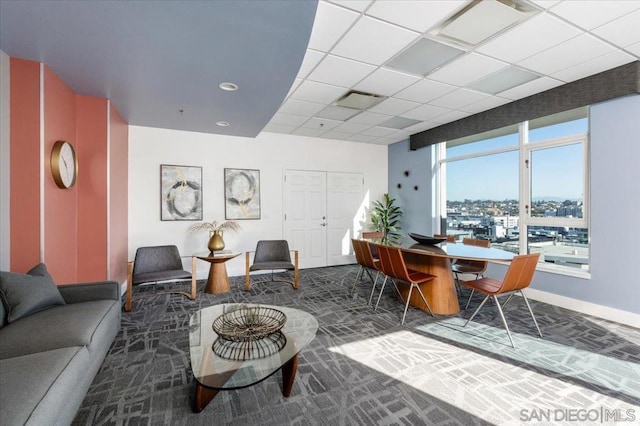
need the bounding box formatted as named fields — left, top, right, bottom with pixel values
left=429, top=0, right=539, bottom=47
left=334, top=90, right=386, bottom=110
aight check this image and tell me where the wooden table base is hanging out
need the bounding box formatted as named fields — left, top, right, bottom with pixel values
left=191, top=354, right=299, bottom=413
left=400, top=252, right=460, bottom=315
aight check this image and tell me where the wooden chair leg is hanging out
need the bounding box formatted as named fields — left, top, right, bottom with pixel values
left=125, top=261, right=134, bottom=312
left=245, top=252, right=252, bottom=291
left=293, top=250, right=299, bottom=290
left=190, top=256, right=197, bottom=300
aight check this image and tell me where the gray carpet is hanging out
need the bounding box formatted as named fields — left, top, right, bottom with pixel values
left=73, top=265, right=640, bottom=425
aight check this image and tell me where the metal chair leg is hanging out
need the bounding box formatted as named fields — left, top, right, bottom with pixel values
left=493, top=295, right=515, bottom=348
left=367, top=271, right=380, bottom=305
left=414, top=283, right=434, bottom=317
left=374, top=276, right=388, bottom=311
left=464, top=294, right=490, bottom=326
left=401, top=284, right=415, bottom=325
left=350, top=265, right=364, bottom=296
left=464, top=289, right=475, bottom=310
left=520, top=291, right=543, bottom=338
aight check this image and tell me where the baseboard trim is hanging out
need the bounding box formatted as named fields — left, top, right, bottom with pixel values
left=525, top=288, right=640, bottom=329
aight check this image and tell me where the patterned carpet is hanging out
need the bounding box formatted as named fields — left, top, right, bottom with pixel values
left=73, top=265, right=640, bottom=425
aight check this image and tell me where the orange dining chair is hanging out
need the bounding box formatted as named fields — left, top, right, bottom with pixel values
left=434, top=234, right=455, bottom=243
left=460, top=253, right=542, bottom=348
left=452, top=237, right=491, bottom=303
left=350, top=239, right=381, bottom=304
left=374, top=244, right=436, bottom=325
left=362, top=231, right=384, bottom=239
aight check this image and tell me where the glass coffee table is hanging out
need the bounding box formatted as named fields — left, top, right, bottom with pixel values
left=189, top=303, right=318, bottom=413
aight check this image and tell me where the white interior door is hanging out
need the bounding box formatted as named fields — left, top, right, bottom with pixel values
left=327, top=172, right=364, bottom=266
left=284, top=170, right=327, bottom=269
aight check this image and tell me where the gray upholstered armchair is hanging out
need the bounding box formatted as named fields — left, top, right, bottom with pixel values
left=125, top=245, right=195, bottom=311
left=244, top=240, right=299, bottom=291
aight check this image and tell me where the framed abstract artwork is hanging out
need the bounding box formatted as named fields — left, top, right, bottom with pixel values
left=161, top=164, right=203, bottom=221
left=224, top=168, right=260, bottom=220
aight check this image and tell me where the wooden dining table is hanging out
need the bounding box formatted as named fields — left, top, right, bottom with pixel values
left=365, top=237, right=515, bottom=315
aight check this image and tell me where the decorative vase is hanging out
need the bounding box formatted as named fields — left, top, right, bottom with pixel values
left=208, top=230, right=225, bottom=251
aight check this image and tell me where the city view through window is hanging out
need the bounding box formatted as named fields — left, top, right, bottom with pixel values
left=442, top=115, right=589, bottom=272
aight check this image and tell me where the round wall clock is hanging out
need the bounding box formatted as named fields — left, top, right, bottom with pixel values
left=50, top=140, right=77, bottom=189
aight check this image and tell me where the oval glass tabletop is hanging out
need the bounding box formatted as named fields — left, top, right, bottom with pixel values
left=189, top=303, right=318, bottom=390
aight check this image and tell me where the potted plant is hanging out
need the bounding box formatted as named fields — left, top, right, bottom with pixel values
left=370, top=193, right=403, bottom=244
left=188, top=220, right=241, bottom=251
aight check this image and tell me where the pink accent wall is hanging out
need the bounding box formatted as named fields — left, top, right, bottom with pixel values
left=8, top=58, right=129, bottom=286
left=43, top=66, right=78, bottom=283
left=109, top=105, right=129, bottom=283
left=76, top=96, right=108, bottom=282
left=9, top=59, right=41, bottom=273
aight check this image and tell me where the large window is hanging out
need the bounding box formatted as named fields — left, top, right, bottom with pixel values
left=439, top=108, right=589, bottom=275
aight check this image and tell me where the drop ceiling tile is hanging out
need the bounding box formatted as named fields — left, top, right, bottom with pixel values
left=354, top=68, right=420, bottom=96
left=401, top=104, right=450, bottom=121
left=347, top=111, right=392, bottom=126
left=285, top=78, right=304, bottom=99
left=427, top=53, right=508, bottom=86
left=551, top=50, right=637, bottom=83
left=429, top=88, right=488, bottom=110
left=334, top=122, right=371, bottom=134
left=498, top=76, right=563, bottom=100
left=316, top=105, right=361, bottom=121
left=430, top=110, right=471, bottom=124
left=366, top=0, right=466, bottom=33
left=372, top=137, right=401, bottom=146
left=270, top=112, right=310, bottom=127
left=308, top=54, right=376, bottom=87
left=529, top=0, right=561, bottom=9
left=518, top=34, right=614, bottom=76
left=262, top=123, right=297, bottom=134
left=476, top=13, right=581, bottom=63
left=307, top=2, right=360, bottom=52
left=278, top=99, right=326, bottom=116
left=403, top=121, right=439, bottom=134
left=292, top=127, right=326, bottom=137
left=328, top=0, right=373, bottom=13
left=348, top=134, right=379, bottom=143
left=301, top=117, right=342, bottom=131
left=332, top=16, right=420, bottom=65
left=297, top=49, right=325, bottom=79
left=395, top=79, right=457, bottom=103
left=627, top=41, right=640, bottom=57
left=321, top=130, right=353, bottom=140
left=592, top=9, right=640, bottom=48
left=360, top=126, right=398, bottom=137
left=549, top=0, right=640, bottom=31
left=460, top=96, right=511, bottom=114
left=368, top=97, right=421, bottom=115
left=291, top=80, right=347, bottom=104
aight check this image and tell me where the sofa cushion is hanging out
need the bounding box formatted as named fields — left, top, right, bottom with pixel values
left=0, top=297, right=6, bottom=329
left=0, top=300, right=118, bottom=359
left=0, top=264, right=65, bottom=323
left=0, top=346, right=90, bottom=426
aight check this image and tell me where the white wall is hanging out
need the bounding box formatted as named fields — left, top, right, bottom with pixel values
left=0, top=50, right=10, bottom=270
left=129, top=126, right=388, bottom=277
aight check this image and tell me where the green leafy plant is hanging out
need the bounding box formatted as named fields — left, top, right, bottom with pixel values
left=371, top=193, right=403, bottom=243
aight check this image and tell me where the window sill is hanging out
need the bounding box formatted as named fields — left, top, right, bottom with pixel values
left=535, top=262, right=591, bottom=279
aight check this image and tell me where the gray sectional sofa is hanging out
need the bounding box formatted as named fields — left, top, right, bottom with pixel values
left=0, top=264, right=121, bottom=425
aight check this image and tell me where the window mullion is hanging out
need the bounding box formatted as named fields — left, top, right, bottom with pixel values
left=519, top=121, right=529, bottom=254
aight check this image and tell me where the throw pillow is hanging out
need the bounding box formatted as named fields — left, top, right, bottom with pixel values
left=0, top=263, right=66, bottom=323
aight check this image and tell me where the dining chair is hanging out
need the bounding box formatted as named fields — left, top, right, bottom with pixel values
left=350, top=239, right=381, bottom=304
left=434, top=233, right=455, bottom=243
left=374, top=244, right=436, bottom=325
left=362, top=231, right=384, bottom=239
left=460, top=253, right=542, bottom=348
left=452, top=237, right=491, bottom=304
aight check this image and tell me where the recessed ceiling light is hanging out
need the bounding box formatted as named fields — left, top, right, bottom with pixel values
left=387, top=38, right=465, bottom=76
left=219, top=82, right=238, bottom=91
left=379, top=116, right=422, bottom=129
left=216, top=121, right=230, bottom=127
left=468, top=66, right=540, bottom=94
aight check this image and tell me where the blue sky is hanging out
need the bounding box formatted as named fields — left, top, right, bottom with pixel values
left=446, top=119, right=587, bottom=201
